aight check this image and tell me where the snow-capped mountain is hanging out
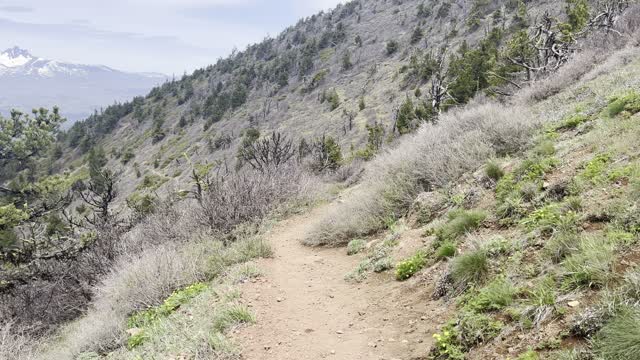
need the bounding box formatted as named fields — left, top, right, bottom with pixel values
left=0, top=46, right=167, bottom=126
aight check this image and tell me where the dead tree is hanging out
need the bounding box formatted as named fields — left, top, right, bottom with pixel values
left=238, top=131, right=295, bottom=172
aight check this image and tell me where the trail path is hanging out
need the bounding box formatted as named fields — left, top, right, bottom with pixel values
left=234, top=205, right=440, bottom=360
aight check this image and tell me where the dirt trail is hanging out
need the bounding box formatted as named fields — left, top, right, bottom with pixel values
left=234, top=205, right=443, bottom=360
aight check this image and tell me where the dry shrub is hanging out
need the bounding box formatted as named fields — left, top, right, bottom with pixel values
left=305, top=102, right=537, bottom=246
left=39, top=239, right=224, bottom=357
left=0, top=322, right=35, bottom=360
left=197, top=164, right=315, bottom=234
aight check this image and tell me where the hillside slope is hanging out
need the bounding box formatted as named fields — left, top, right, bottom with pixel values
left=57, top=0, right=564, bottom=202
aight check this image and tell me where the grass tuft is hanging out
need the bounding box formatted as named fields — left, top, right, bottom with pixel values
left=450, top=249, right=489, bottom=289
left=593, top=309, right=640, bottom=359
left=213, top=304, right=255, bottom=333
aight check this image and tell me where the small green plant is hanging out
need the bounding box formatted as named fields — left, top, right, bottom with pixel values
left=395, top=251, right=427, bottom=280
left=347, top=239, right=366, bottom=255
left=516, top=349, right=539, bottom=360
left=451, top=249, right=489, bottom=289
left=126, top=330, right=146, bottom=349
left=386, top=40, right=399, bottom=55
left=435, top=210, right=487, bottom=243
left=556, top=113, right=589, bottom=130
left=128, top=283, right=208, bottom=329
left=606, top=91, right=640, bottom=117
left=435, top=241, right=456, bottom=259
left=578, top=153, right=611, bottom=183
left=431, top=323, right=465, bottom=360
left=465, top=278, right=517, bottom=312
left=456, top=311, right=503, bottom=349
left=524, top=277, right=557, bottom=326
left=213, top=304, right=255, bottom=332
left=485, top=161, right=504, bottom=181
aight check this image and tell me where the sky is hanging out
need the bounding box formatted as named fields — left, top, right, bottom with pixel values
left=0, top=0, right=343, bottom=75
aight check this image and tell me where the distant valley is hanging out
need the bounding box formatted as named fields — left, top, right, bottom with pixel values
left=0, top=46, right=166, bottom=126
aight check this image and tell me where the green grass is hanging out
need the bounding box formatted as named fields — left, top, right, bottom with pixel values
left=450, top=249, right=489, bottom=289
left=128, top=283, right=208, bottom=329
left=465, top=278, right=517, bottom=312
left=484, top=161, right=504, bottom=181
left=212, top=304, right=255, bottom=332
left=606, top=91, right=640, bottom=117
left=435, top=241, right=456, bottom=259
left=562, top=235, right=615, bottom=289
left=435, top=209, right=487, bottom=243
left=593, top=309, right=640, bottom=359
left=578, top=153, right=612, bottom=183
left=555, top=113, right=589, bottom=130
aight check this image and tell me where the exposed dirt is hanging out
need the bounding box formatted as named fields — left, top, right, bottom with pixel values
left=233, top=205, right=446, bottom=360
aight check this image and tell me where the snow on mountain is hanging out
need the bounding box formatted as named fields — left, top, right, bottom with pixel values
left=0, top=46, right=167, bottom=126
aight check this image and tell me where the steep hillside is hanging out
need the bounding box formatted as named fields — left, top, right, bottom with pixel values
left=58, top=0, right=565, bottom=202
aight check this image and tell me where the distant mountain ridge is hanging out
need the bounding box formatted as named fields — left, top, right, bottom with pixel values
left=0, top=46, right=166, bottom=126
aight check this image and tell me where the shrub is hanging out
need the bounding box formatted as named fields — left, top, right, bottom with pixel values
left=451, top=249, right=489, bottom=289
left=431, top=323, right=465, bottom=360
left=593, top=309, right=640, bottom=359
left=395, top=251, right=427, bottom=280
left=435, top=210, right=487, bottom=243
left=484, top=161, right=504, bottom=181
left=0, top=323, right=34, bottom=360
left=347, top=239, right=366, bottom=255
left=562, top=235, right=615, bottom=289
left=386, top=40, right=399, bottom=55
left=128, top=283, right=208, bottom=329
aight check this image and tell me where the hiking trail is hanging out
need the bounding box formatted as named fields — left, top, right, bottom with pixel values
left=233, top=205, right=444, bottom=360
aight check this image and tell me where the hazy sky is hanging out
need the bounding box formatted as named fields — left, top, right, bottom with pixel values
left=0, top=0, right=343, bottom=75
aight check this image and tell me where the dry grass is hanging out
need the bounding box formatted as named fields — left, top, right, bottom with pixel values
left=35, top=233, right=272, bottom=359
left=0, top=323, right=36, bottom=360
left=304, top=102, right=538, bottom=246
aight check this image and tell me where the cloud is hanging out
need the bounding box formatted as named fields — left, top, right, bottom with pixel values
left=0, top=5, right=33, bottom=12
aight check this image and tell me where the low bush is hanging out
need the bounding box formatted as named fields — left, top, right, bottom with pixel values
left=556, top=113, right=589, bottom=130
left=395, top=251, right=427, bottom=280
left=0, top=323, right=34, bottom=360
left=346, top=239, right=366, bottom=255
